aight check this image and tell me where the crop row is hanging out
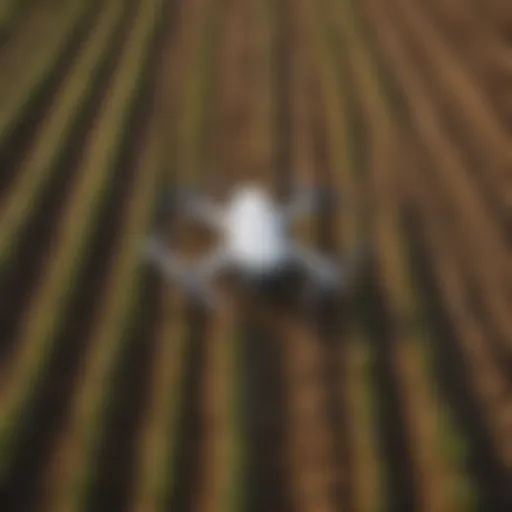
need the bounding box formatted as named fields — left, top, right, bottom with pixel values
left=1, top=0, right=171, bottom=509
left=2, top=0, right=511, bottom=510
left=351, top=0, right=512, bottom=506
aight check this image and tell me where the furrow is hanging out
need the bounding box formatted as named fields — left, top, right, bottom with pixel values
left=29, top=3, right=168, bottom=507
left=0, top=0, right=102, bottom=193
left=403, top=162, right=512, bottom=506
left=0, top=0, right=164, bottom=474
left=0, top=0, right=130, bottom=260
left=0, top=0, right=135, bottom=363
left=306, top=0, right=388, bottom=510
left=326, top=0, right=480, bottom=509
left=281, top=0, right=356, bottom=510
left=388, top=0, right=512, bottom=244
left=357, top=0, right=512, bottom=359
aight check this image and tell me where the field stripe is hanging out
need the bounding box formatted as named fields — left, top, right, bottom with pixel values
left=194, top=0, right=280, bottom=508
left=306, top=1, right=386, bottom=510
left=0, top=0, right=127, bottom=267
left=41, top=106, right=163, bottom=512
left=0, top=0, right=93, bottom=148
left=126, top=0, right=220, bottom=507
left=0, top=0, right=18, bottom=31
left=275, top=0, right=353, bottom=510
left=364, top=106, right=462, bottom=511
left=324, top=0, right=480, bottom=509
left=30, top=3, right=167, bottom=505
left=0, top=0, right=162, bottom=470
left=181, top=1, right=242, bottom=511
left=194, top=303, right=241, bottom=512
left=355, top=0, right=512, bottom=497
left=403, top=144, right=512, bottom=476
left=0, top=0, right=34, bottom=33
left=345, top=0, right=478, bottom=507
left=415, top=0, right=512, bottom=96
left=344, top=337, right=384, bottom=512
left=388, top=0, right=512, bottom=246
left=0, top=3, right=68, bottom=73
left=360, top=0, right=512, bottom=374
left=279, top=318, right=343, bottom=512
left=403, top=156, right=512, bottom=498
left=357, top=0, right=512, bottom=356
left=127, top=290, right=188, bottom=512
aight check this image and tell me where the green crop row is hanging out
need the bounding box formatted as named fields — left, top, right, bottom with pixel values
left=0, top=0, right=31, bottom=35
left=128, top=0, right=232, bottom=509
left=307, top=0, right=479, bottom=508
left=68, top=94, right=168, bottom=512
left=394, top=0, right=512, bottom=349
left=0, top=0, right=162, bottom=481
left=33, top=2, right=170, bottom=508
left=306, top=0, right=385, bottom=509
left=0, top=0, right=96, bottom=149
left=392, top=0, right=511, bottom=229
left=329, top=0, right=481, bottom=508
left=0, top=0, right=130, bottom=270
left=368, top=0, right=512, bottom=354
left=356, top=0, right=512, bottom=481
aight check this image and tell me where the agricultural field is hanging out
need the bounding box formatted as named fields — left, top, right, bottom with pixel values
left=1, top=0, right=512, bottom=510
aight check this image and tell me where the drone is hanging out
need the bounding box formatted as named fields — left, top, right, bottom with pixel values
left=142, top=182, right=364, bottom=310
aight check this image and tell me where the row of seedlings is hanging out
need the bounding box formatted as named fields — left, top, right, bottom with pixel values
left=178, top=0, right=242, bottom=510
left=279, top=0, right=358, bottom=509
left=386, top=0, right=512, bottom=364
left=389, top=0, right=512, bottom=246
left=325, top=0, right=480, bottom=509
left=0, top=0, right=103, bottom=193
left=0, top=0, right=136, bottom=364
left=357, top=0, right=512, bottom=483
left=0, top=0, right=166, bottom=508
left=308, top=0, right=386, bottom=509
left=125, top=0, right=206, bottom=508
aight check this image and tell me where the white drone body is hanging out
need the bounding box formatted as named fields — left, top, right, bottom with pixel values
left=144, top=184, right=347, bottom=308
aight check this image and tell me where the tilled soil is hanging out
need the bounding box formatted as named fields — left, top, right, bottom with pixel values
left=1, top=0, right=512, bottom=511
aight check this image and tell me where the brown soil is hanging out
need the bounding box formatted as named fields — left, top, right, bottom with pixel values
left=2, top=0, right=512, bottom=510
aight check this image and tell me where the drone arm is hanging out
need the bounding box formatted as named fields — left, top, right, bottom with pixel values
left=144, top=238, right=229, bottom=308
left=184, top=198, right=225, bottom=230
left=290, top=242, right=345, bottom=289
left=181, top=247, right=230, bottom=307
left=191, top=247, right=230, bottom=281
left=144, top=236, right=185, bottom=282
